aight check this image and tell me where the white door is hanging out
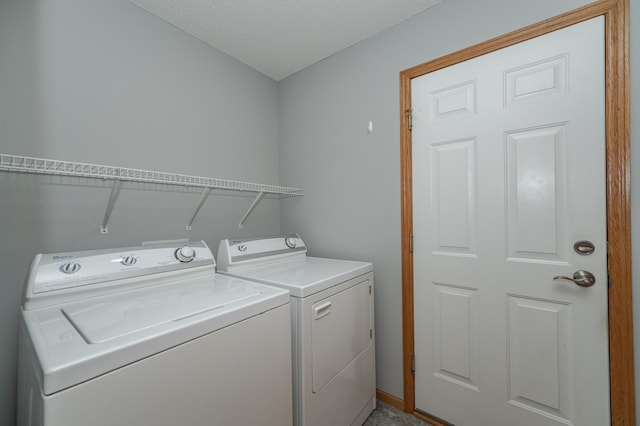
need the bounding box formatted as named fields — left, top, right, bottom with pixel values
left=412, top=17, right=607, bottom=426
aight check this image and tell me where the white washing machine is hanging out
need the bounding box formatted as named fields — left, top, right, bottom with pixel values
left=17, top=240, right=292, bottom=426
left=217, top=234, right=375, bottom=426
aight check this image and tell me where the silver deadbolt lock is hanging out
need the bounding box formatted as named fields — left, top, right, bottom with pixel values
left=574, top=240, right=595, bottom=255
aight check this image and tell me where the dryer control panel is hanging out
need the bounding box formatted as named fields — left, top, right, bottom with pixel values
left=217, top=234, right=306, bottom=270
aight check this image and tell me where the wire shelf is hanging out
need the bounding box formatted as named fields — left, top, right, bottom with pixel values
left=0, top=153, right=304, bottom=232
left=0, top=154, right=303, bottom=196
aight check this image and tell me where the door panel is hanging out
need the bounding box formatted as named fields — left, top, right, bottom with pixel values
left=506, top=124, right=569, bottom=262
left=431, top=139, right=477, bottom=256
left=507, top=296, right=572, bottom=421
left=412, top=17, right=607, bottom=426
left=432, top=283, right=479, bottom=391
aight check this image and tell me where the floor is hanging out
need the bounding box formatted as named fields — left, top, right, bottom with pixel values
left=363, top=401, right=430, bottom=426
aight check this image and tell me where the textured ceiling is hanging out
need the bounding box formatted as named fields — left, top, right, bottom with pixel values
left=129, top=0, right=442, bottom=81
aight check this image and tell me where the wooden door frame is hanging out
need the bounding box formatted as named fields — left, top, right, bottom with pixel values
left=399, top=0, right=633, bottom=424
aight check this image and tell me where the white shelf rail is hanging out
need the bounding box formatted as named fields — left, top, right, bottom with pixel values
left=0, top=154, right=303, bottom=232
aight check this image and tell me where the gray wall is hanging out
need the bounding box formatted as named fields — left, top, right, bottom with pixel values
left=0, top=0, right=284, bottom=423
left=278, top=0, right=639, bottom=406
left=1, top=0, right=638, bottom=424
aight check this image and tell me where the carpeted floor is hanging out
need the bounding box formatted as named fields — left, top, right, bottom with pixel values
left=363, top=401, right=429, bottom=425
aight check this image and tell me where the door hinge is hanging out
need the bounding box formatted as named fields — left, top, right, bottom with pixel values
left=409, top=232, right=414, bottom=253
left=411, top=354, right=416, bottom=374
left=405, top=108, right=413, bottom=131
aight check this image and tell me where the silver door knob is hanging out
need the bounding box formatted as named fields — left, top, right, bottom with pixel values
left=553, top=270, right=596, bottom=287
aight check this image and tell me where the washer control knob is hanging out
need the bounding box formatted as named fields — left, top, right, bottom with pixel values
left=60, top=262, right=81, bottom=274
left=285, top=237, right=297, bottom=249
left=121, top=256, right=138, bottom=266
left=238, top=244, right=247, bottom=252
left=175, top=246, right=196, bottom=263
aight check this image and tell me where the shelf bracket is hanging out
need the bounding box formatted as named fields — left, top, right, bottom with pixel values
left=101, top=179, right=122, bottom=234
left=238, top=191, right=265, bottom=228
left=186, top=188, right=212, bottom=231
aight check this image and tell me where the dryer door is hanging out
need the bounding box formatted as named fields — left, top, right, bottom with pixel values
left=311, top=277, right=372, bottom=393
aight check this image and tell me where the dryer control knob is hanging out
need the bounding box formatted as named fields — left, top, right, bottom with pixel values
left=285, top=237, right=297, bottom=249
left=175, top=246, right=196, bottom=263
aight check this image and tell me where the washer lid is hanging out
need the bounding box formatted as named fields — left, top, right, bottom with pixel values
left=220, top=256, right=373, bottom=298
left=63, top=281, right=261, bottom=343
left=22, top=274, right=289, bottom=396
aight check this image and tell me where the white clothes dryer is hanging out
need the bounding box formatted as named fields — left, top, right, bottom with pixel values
left=217, top=235, right=376, bottom=426
left=17, top=240, right=292, bottom=426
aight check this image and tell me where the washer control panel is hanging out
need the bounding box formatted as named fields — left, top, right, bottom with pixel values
left=29, top=241, right=214, bottom=296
